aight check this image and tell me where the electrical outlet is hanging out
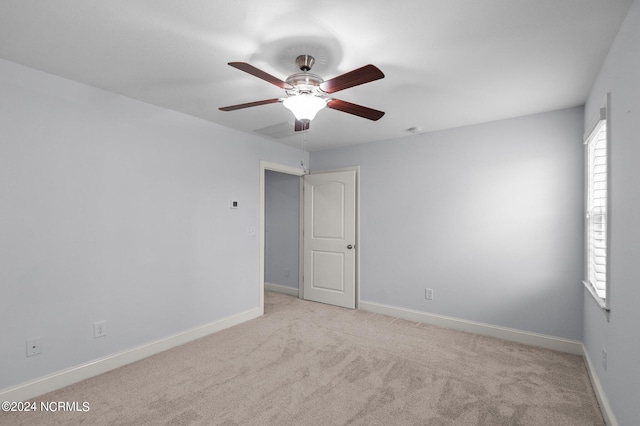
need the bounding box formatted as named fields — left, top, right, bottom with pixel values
left=425, top=288, right=434, bottom=300
left=602, top=347, right=607, bottom=371
left=94, top=321, right=107, bottom=338
left=26, top=338, right=42, bottom=357
left=285, top=268, right=290, bottom=277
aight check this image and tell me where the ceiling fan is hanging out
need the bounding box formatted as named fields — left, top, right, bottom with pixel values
left=219, top=55, right=385, bottom=131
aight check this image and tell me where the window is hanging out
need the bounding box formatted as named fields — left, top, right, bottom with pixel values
left=584, top=101, right=609, bottom=309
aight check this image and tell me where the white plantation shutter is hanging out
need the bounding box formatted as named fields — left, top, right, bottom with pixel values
left=585, top=108, right=608, bottom=302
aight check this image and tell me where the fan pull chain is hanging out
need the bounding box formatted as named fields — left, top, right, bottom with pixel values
left=300, top=128, right=307, bottom=173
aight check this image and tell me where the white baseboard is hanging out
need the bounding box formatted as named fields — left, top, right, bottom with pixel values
left=0, top=307, right=261, bottom=403
left=582, top=344, right=618, bottom=426
left=265, top=282, right=299, bottom=297
left=359, top=300, right=583, bottom=355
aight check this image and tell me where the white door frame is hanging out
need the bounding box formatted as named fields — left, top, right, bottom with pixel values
left=259, top=160, right=305, bottom=315
left=260, top=161, right=360, bottom=314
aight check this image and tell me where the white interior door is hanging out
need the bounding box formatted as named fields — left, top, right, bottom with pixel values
left=303, top=170, right=356, bottom=309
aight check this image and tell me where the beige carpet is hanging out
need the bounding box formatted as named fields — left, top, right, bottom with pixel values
left=1, top=292, right=603, bottom=425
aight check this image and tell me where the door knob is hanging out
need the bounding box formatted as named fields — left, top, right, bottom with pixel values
left=347, top=244, right=353, bottom=250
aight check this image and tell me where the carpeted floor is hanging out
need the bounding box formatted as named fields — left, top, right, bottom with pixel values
left=1, top=291, right=603, bottom=425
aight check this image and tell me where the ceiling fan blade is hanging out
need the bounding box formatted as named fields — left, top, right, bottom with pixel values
left=228, top=62, right=293, bottom=89
left=295, top=119, right=310, bottom=132
left=327, top=99, right=385, bottom=121
left=219, top=98, right=281, bottom=111
left=320, top=64, right=384, bottom=94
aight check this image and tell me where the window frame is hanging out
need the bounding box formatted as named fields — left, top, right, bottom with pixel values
left=583, top=94, right=611, bottom=311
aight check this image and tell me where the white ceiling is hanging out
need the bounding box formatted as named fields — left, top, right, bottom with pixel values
left=0, top=0, right=633, bottom=151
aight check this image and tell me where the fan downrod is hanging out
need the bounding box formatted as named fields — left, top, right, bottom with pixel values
left=295, top=55, right=315, bottom=72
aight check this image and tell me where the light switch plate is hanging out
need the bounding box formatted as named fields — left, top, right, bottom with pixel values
left=425, top=288, right=434, bottom=300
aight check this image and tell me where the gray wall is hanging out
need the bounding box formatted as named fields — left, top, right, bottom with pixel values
left=0, top=58, right=307, bottom=390
left=583, top=1, right=640, bottom=424
left=265, top=170, right=300, bottom=289
left=311, top=107, right=585, bottom=341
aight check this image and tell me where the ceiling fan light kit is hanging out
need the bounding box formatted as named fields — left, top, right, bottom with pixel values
left=220, top=55, right=385, bottom=131
left=283, top=94, right=327, bottom=122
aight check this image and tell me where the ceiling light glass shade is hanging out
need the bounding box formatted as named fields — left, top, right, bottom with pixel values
left=283, top=94, right=327, bottom=122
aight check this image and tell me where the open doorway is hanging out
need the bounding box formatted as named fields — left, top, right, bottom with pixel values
left=259, top=161, right=305, bottom=315
left=260, top=161, right=360, bottom=313
left=264, top=170, right=301, bottom=296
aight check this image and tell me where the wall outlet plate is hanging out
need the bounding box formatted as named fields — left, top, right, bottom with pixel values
left=26, top=338, right=42, bottom=357
left=94, top=321, right=107, bottom=338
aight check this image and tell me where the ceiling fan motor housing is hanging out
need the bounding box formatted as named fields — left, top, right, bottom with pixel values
left=284, top=55, right=326, bottom=97
left=285, top=72, right=325, bottom=97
